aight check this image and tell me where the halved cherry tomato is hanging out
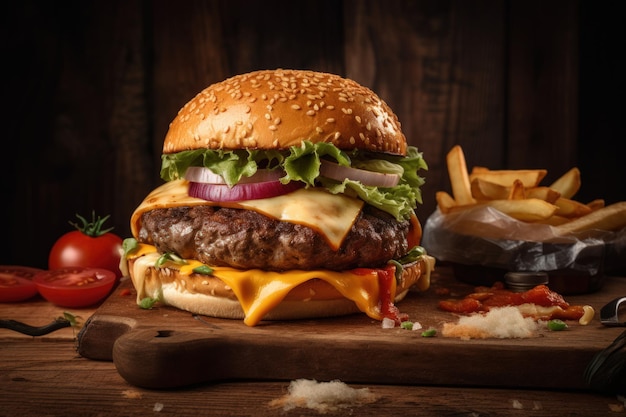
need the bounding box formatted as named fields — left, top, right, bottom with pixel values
left=33, top=267, right=116, bottom=308
left=0, top=265, right=43, bottom=302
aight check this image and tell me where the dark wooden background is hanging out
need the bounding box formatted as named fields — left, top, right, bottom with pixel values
left=3, top=0, right=624, bottom=270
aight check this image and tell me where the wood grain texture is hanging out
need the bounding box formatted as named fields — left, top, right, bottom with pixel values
left=507, top=0, right=580, bottom=181
left=1, top=339, right=621, bottom=417
left=344, top=0, right=507, bottom=221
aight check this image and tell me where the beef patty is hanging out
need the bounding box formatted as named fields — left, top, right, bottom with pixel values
left=137, top=205, right=410, bottom=271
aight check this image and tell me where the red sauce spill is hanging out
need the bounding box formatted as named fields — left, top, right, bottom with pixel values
left=377, top=265, right=408, bottom=324
left=438, top=281, right=584, bottom=321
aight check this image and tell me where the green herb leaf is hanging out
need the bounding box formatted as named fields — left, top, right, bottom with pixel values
left=139, top=297, right=159, bottom=310
left=122, top=238, right=139, bottom=257
left=155, top=253, right=187, bottom=268
left=547, top=319, right=568, bottom=331
left=400, top=321, right=414, bottom=330
left=421, top=328, right=437, bottom=337
left=192, top=265, right=214, bottom=275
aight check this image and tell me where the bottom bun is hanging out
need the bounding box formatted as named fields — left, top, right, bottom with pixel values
left=127, top=257, right=429, bottom=323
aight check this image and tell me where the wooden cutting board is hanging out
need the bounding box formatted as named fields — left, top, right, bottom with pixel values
left=77, top=267, right=626, bottom=390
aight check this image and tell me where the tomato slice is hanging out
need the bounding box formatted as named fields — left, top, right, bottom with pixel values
left=0, top=265, right=43, bottom=302
left=33, top=267, right=117, bottom=308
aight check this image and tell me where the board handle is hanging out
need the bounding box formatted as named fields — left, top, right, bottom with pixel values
left=112, top=328, right=242, bottom=388
left=111, top=326, right=384, bottom=389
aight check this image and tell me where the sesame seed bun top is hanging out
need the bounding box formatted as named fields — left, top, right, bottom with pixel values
left=163, top=69, right=407, bottom=156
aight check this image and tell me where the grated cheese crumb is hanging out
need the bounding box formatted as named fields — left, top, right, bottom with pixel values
left=269, top=379, right=379, bottom=413
left=442, top=306, right=540, bottom=339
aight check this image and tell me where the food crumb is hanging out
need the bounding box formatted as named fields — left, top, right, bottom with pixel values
left=511, top=399, right=523, bottom=409
left=381, top=317, right=395, bottom=329
left=442, top=306, right=539, bottom=339
left=268, top=379, right=379, bottom=413
left=153, top=403, right=164, bottom=412
left=121, top=389, right=142, bottom=399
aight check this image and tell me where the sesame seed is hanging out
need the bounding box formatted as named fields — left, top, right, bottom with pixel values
left=316, top=127, right=323, bottom=134
left=306, top=110, right=316, bottom=116
left=269, top=125, right=278, bottom=131
left=355, top=115, right=362, bottom=123
left=265, top=113, right=271, bottom=120
left=334, top=132, right=341, bottom=140
left=349, top=136, right=356, bottom=145
left=326, top=118, right=335, bottom=123
left=359, top=132, right=366, bottom=141
left=327, top=105, right=335, bottom=110
left=274, top=117, right=281, bottom=125
left=291, top=104, right=301, bottom=110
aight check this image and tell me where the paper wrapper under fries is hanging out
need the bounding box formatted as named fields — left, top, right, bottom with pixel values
left=422, top=145, right=626, bottom=294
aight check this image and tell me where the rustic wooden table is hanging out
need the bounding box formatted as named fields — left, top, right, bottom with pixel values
left=1, top=269, right=625, bottom=417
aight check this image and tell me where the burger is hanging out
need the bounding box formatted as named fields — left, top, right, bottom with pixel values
left=122, top=69, right=434, bottom=326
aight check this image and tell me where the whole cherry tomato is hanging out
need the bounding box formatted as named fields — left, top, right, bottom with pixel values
left=48, top=212, right=123, bottom=278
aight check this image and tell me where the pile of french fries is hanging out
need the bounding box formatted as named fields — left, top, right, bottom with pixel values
left=436, top=145, right=626, bottom=235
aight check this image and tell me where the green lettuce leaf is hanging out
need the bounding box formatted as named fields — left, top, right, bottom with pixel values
left=159, top=141, right=427, bottom=220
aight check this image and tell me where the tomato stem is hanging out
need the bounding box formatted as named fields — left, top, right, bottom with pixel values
left=70, top=211, right=114, bottom=237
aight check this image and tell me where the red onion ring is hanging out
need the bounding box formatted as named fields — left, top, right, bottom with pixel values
left=185, top=167, right=285, bottom=184
left=188, top=180, right=304, bottom=202
left=319, top=160, right=400, bottom=187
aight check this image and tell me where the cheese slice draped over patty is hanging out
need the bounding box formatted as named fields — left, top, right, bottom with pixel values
left=127, top=245, right=388, bottom=326
left=130, top=179, right=364, bottom=250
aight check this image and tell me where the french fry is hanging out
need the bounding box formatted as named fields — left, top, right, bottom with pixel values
left=449, top=199, right=558, bottom=222
left=469, top=168, right=547, bottom=188
left=484, top=199, right=558, bottom=221
left=436, top=191, right=457, bottom=214
left=554, top=202, right=626, bottom=234
left=470, top=178, right=510, bottom=201
left=586, top=199, right=605, bottom=211
left=549, top=167, right=581, bottom=199
left=525, top=187, right=561, bottom=204
left=436, top=145, right=624, bottom=236
left=446, top=145, right=475, bottom=205
left=507, top=179, right=526, bottom=200
left=554, top=197, right=593, bottom=218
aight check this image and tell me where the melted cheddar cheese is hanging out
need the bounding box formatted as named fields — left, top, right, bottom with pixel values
left=130, top=180, right=363, bottom=250
left=127, top=244, right=433, bottom=326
